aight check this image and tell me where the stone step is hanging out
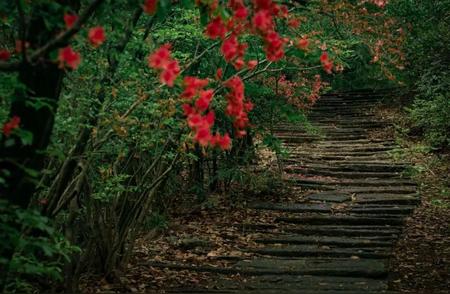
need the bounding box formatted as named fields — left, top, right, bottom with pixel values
left=273, top=127, right=379, bottom=133
left=233, top=257, right=388, bottom=278
left=309, top=113, right=375, bottom=118
left=255, top=235, right=393, bottom=247
left=167, top=275, right=390, bottom=293
left=283, top=225, right=401, bottom=237
left=250, top=245, right=391, bottom=259
left=287, top=155, right=391, bottom=162
left=280, top=135, right=369, bottom=141
left=146, top=257, right=388, bottom=278
left=282, top=137, right=391, bottom=144
left=249, top=202, right=415, bottom=215
left=288, top=177, right=416, bottom=188
left=294, top=185, right=417, bottom=195
left=236, top=223, right=401, bottom=237
left=286, top=150, right=392, bottom=156
left=286, top=146, right=396, bottom=153
left=284, top=167, right=401, bottom=179
left=276, top=214, right=405, bottom=226
left=302, top=191, right=419, bottom=205
left=282, top=161, right=407, bottom=172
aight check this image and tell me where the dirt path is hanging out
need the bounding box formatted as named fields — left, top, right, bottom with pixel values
left=147, top=91, right=418, bottom=293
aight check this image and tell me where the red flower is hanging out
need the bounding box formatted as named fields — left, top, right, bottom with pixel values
left=0, top=49, right=10, bottom=61
left=88, top=26, right=106, bottom=47
left=236, top=129, right=247, bottom=137
left=181, top=76, right=209, bottom=99
left=320, top=51, right=329, bottom=63
left=288, top=18, right=300, bottom=28
left=204, top=111, right=215, bottom=126
left=265, top=31, right=284, bottom=61
left=322, top=60, right=333, bottom=74
left=187, top=113, right=202, bottom=128
left=195, top=127, right=212, bottom=146
left=221, top=35, right=239, bottom=61
left=247, top=60, right=258, bottom=70
left=206, top=17, right=227, bottom=39
left=182, top=104, right=194, bottom=116
left=160, top=60, right=180, bottom=87
left=253, top=0, right=272, bottom=10
left=279, top=5, right=289, bottom=18
left=148, top=44, right=180, bottom=86
left=234, top=113, right=249, bottom=129
left=58, top=46, right=81, bottom=69
left=234, top=7, right=248, bottom=19
left=237, top=42, right=248, bottom=58
left=223, top=75, right=253, bottom=136
left=148, top=44, right=171, bottom=69
left=200, top=89, right=214, bottom=102
left=297, top=37, right=309, bottom=50
left=216, top=68, right=223, bottom=80
left=184, top=76, right=209, bottom=89
left=270, top=3, right=280, bottom=16
left=320, top=51, right=333, bottom=74
left=181, top=86, right=196, bottom=100
left=244, top=101, right=254, bottom=111
left=215, top=133, right=231, bottom=150
left=2, top=116, right=20, bottom=137
left=233, top=58, right=245, bottom=70
left=229, top=0, right=245, bottom=10
left=64, top=13, right=78, bottom=28
left=252, top=10, right=273, bottom=32
left=143, top=0, right=158, bottom=15
left=195, top=89, right=214, bottom=111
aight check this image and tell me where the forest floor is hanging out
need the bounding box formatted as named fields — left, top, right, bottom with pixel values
left=374, top=103, right=450, bottom=293
left=81, top=91, right=449, bottom=293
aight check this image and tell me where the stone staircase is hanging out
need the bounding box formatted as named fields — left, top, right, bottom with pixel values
left=150, top=90, right=417, bottom=293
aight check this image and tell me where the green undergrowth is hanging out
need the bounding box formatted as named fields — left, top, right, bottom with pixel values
left=386, top=106, right=450, bottom=208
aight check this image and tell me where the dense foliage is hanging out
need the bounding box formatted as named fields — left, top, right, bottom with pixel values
left=388, top=0, right=450, bottom=148
left=3, top=0, right=439, bottom=292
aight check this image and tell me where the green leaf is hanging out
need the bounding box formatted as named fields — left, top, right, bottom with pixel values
left=157, top=0, right=172, bottom=21
left=181, top=0, right=194, bottom=9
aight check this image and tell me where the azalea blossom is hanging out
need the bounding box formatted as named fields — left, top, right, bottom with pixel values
left=288, top=18, right=300, bottom=28
left=216, top=68, right=223, bottom=80
left=234, top=7, right=248, bottom=19
left=206, top=17, right=227, bottom=39
left=297, top=37, right=309, bottom=50
left=252, top=10, right=273, bottom=32
left=64, top=13, right=78, bottom=28
left=221, top=35, right=239, bottom=61
left=2, top=116, right=20, bottom=137
left=148, top=44, right=180, bottom=87
left=88, top=26, right=106, bottom=47
left=320, top=51, right=333, bottom=74
left=247, top=60, right=258, bottom=70
left=143, top=0, right=158, bottom=14
left=58, top=46, right=81, bottom=69
left=160, top=60, right=180, bottom=87
left=0, top=49, right=10, bottom=61
left=213, top=133, right=232, bottom=150
left=148, top=44, right=171, bottom=69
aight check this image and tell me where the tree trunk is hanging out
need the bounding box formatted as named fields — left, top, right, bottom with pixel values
left=0, top=19, right=64, bottom=209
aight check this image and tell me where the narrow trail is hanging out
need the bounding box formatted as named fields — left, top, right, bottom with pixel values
left=152, top=91, right=418, bottom=293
